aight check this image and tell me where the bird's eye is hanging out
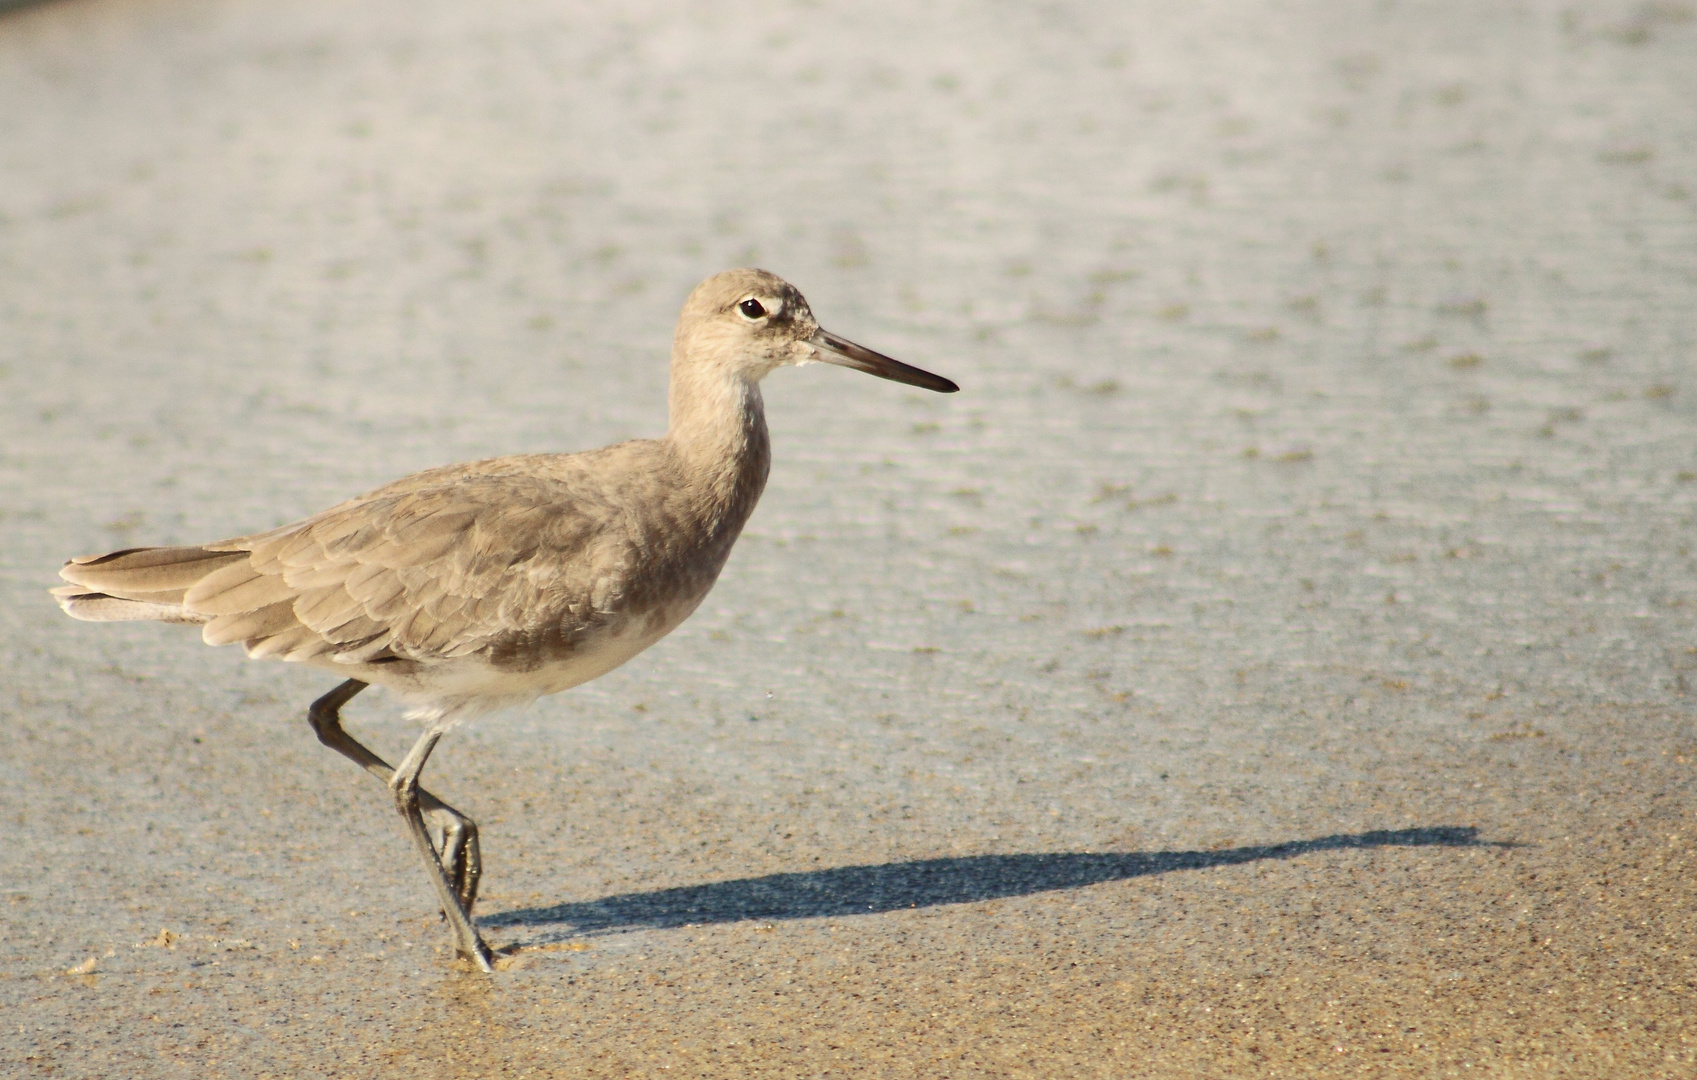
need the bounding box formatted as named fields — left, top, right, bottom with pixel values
left=738, top=298, right=767, bottom=320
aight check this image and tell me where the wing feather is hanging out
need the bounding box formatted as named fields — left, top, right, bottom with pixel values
left=204, top=600, right=299, bottom=647
left=62, top=548, right=247, bottom=604
left=320, top=613, right=386, bottom=646
left=89, top=456, right=642, bottom=667
left=331, top=631, right=396, bottom=664
left=293, top=585, right=359, bottom=628
left=184, top=565, right=295, bottom=616
left=246, top=624, right=322, bottom=659
left=356, top=576, right=414, bottom=620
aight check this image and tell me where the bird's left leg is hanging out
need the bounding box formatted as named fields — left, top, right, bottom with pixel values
left=307, top=680, right=482, bottom=911
left=390, top=723, right=495, bottom=972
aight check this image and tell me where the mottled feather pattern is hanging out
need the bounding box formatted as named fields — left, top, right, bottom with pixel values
left=212, top=457, right=647, bottom=664
left=57, top=429, right=770, bottom=705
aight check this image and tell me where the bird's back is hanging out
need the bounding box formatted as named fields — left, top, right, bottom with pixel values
left=55, top=435, right=770, bottom=719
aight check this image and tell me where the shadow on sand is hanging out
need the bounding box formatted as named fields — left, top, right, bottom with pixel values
left=485, top=826, right=1498, bottom=937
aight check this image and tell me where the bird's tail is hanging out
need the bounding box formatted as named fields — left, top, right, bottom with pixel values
left=52, top=546, right=246, bottom=625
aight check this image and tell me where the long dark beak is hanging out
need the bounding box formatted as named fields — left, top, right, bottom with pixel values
left=809, top=329, right=959, bottom=393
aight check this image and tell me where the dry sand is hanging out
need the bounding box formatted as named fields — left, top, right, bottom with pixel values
left=2, top=0, right=1694, bottom=1075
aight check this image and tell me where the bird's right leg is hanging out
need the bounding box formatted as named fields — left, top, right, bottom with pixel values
left=390, top=723, right=495, bottom=971
left=306, top=680, right=482, bottom=912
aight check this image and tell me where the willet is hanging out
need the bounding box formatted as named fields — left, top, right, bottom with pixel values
left=52, top=269, right=958, bottom=971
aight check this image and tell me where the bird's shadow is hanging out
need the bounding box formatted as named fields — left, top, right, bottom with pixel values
left=484, top=826, right=1502, bottom=940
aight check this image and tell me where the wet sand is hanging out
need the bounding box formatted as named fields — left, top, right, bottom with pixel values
left=2, top=0, right=1694, bottom=1075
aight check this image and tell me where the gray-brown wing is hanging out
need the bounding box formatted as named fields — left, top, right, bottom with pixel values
left=185, top=474, right=630, bottom=665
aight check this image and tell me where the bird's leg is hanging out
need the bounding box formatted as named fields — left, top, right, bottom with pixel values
left=390, top=722, right=495, bottom=972
left=306, top=680, right=483, bottom=912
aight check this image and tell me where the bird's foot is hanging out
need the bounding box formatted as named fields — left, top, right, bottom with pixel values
left=427, top=807, right=483, bottom=914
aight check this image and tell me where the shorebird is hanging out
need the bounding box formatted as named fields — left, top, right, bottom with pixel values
left=52, top=269, right=957, bottom=971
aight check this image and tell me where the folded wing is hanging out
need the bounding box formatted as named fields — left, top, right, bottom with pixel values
left=56, top=472, right=624, bottom=667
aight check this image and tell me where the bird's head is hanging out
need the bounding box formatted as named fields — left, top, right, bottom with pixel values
left=673, top=268, right=958, bottom=393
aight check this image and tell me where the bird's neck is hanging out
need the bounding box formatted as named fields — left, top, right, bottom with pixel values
left=664, top=363, right=772, bottom=530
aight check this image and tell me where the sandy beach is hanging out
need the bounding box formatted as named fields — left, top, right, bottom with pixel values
left=2, top=0, right=1694, bottom=1074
